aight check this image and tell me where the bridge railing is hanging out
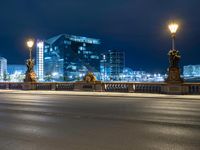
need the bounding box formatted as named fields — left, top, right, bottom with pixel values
left=104, top=83, right=129, bottom=92
left=0, top=82, right=24, bottom=90
left=0, top=82, right=200, bottom=94
left=32, top=82, right=75, bottom=91
left=134, top=83, right=164, bottom=93
left=103, top=82, right=165, bottom=94
left=183, top=83, right=200, bottom=94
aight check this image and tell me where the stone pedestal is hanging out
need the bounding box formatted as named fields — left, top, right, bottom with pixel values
left=24, top=71, right=37, bottom=83
left=162, top=84, right=188, bottom=95
left=22, top=83, right=34, bottom=90
left=164, top=67, right=187, bottom=94
left=74, top=81, right=102, bottom=92
left=128, top=84, right=134, bottom=93
left=166, top=67, right=183, bottom=84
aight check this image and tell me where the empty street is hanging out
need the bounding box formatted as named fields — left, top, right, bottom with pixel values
left=0, top=93, right=200, bottom=150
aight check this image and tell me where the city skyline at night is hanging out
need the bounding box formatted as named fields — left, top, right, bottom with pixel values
left=0, top=0, right=200, bottom=73
left=1, top=1, right=200, bottom=150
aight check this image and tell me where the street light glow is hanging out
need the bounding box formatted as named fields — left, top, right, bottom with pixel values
left=168, top=23, right=179, bottom=34
left=27, top=39, right=34, bottom=48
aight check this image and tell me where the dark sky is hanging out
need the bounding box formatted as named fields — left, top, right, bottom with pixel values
left=0, top=0, right=200, bottom=73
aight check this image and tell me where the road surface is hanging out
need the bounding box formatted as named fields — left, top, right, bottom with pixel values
left=0, top=93, right=200, bottom=150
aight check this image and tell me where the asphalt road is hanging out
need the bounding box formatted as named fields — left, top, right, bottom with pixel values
left=0, top=93, right=200, bottom=150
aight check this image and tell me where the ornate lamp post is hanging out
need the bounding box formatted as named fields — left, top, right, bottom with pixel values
left=169, top=23, right=179, bottom=50
left=24, top=39, right=37, bottom=82
left=166, top=22, right=183, bottom=83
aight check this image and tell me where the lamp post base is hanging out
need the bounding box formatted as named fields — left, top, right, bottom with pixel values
left=162, top=84, right=188, bottom=95
left=24, top=71, right=37, bottom=83
left=165, top=67, right=183, bottom=84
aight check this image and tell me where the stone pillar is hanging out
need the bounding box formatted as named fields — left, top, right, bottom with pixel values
left=51, top=83, right=56, bottom=91
left=22, top=83, right=34, bottom=90
left=6, top=83, right=9, bottom=90
left=128, top=84, right=134, bottom=93
left=163, top=49, right=186, bottom=94
left=166, top=67, right=183, bottom=84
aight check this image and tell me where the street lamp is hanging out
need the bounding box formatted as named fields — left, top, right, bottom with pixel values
left=26, top=39, right=34, bottom=60
left=165, top=22, right=183, bottom=83
left=24, top=39, right=36, bottom=83
left=168, top=23, right=179, bottom=50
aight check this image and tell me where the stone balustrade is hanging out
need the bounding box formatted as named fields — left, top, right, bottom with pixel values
left=184, top=83, right=200, bottom=95
left=0, top=82, right=200, bottom=95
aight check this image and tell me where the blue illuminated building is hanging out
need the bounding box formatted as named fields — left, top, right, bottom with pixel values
left=100, top=50, right=125, bottom=81
left=183, top=65, right=200, bottom=77
left=0, top=57, right=7, bottom=78
left=36, top=34, right=101, bottom=81
left=7, top=65, right=26, bottom=75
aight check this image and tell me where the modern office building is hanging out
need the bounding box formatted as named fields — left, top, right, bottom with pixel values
left=36, top=41, right=44, bottom=81
left=7, top=64, right=26, bottom=82
left=122, top=67, right=134, bottom=81
left=100, top=54, right=110, bottom=81
left=0, top=57, right=7, bottom=79
left=183, top=65, right=200, bottom=77
left=36, top=34, right=101, bottom=81
left=108, top=50, right=125, bottom=81
left=7, top=64, right=26, bottom=75
left=100, top=50, right=125, bottom=81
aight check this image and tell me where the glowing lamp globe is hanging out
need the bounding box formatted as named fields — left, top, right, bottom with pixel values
left=168, top=23, right=179, bottom=34
left=27, top=40, right=34, bottom=48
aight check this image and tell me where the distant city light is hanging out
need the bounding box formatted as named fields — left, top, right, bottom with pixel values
left=52, top=72, right=59, bottom=76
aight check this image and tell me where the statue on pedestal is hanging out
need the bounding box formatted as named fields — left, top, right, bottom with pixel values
left=83, top=72, right=96, bottom=83
left=168, top=50, right=181, bottom=68
left=24, top=59, right=37, bottom=82
left=166, top=49, right=183, bottom=83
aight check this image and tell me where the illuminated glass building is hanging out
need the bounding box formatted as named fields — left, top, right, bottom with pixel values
left=7, top=65, right=26, bottom=82
left=100, top=54, right=110, bottom=81
left=0, top=57, right=7, bottom=79
left=36, top=41, right=44, bottom=81
left=183, top=65, right=200, bottom=77
left=100, top=50, right=125, bottom=81
left=36, top=34, right=101, bottom=81
left=7, top=65, right=26, bottom=75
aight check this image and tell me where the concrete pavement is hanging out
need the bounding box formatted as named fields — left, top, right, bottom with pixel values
left=0, top=93, right=200, bottom=150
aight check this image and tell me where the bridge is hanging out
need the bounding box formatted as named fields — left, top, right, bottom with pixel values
left=0, top=82, right=199, bottom=95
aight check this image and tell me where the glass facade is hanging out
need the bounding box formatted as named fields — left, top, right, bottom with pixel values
left=183, top=65, right=200, bottom=77
left=7, top=64, right=26, bottom=82
left=0, top=57, right=7, bottom=80
left=100, top=50, right=125, bottom=81
left=36, top=41, right=44, bottom=81
left=7, top=65, right=26, bottom=75
left=38, top=34, right=101, bottom=81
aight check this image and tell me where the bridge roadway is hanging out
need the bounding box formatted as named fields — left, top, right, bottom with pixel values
left=0, top=93, right=200, bottom=150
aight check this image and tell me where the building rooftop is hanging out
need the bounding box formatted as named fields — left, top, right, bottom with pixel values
left=46, top=34, right=100, bottom=45
left=0, top=57, right=7, bottom=60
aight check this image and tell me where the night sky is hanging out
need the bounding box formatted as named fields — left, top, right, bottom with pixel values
left=0, top=0, right=200, bottom=73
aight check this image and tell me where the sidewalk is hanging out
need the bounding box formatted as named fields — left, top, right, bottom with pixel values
left=0, top=90, right=200, bottom=100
